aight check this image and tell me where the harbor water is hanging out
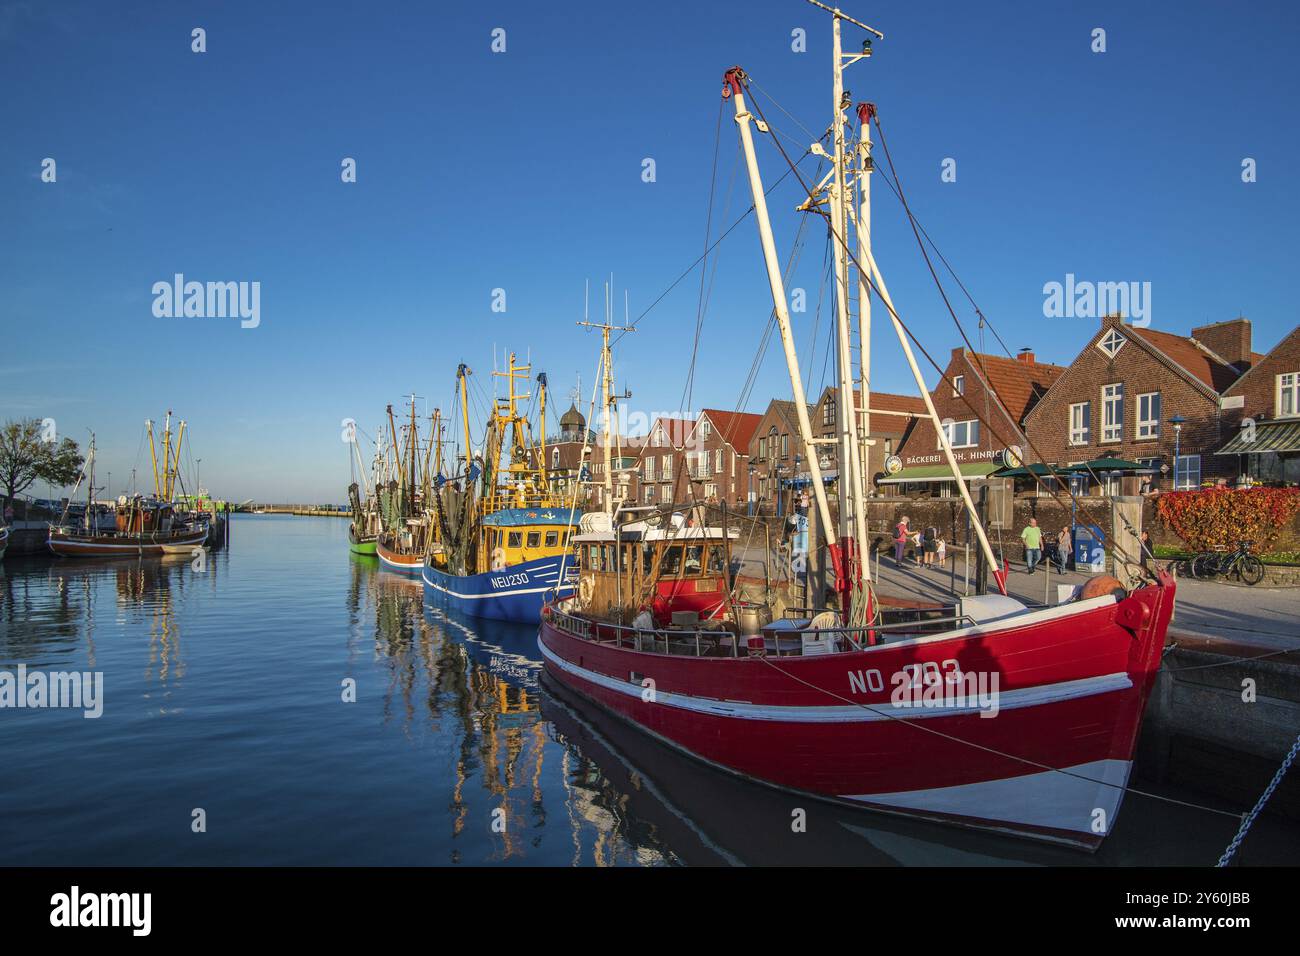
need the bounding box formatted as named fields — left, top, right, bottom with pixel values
left=1, top=515, right=1296, bottom=866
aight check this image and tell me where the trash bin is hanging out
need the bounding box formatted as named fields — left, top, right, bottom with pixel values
left=1073, top=524, right=1106, bottom=573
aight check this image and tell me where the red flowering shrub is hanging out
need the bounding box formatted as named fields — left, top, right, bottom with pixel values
left=1155, top=487, right=1300, bottom=552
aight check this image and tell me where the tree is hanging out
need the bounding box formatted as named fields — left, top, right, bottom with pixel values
left=0, top=419, right=86, bottom=518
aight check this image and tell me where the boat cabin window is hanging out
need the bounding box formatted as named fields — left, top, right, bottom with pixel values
left=660, top=545, right=683, bottom=576
left=685, top=545, right=704, bottom=575
left=508, top=531, right=523, bottom=548
left=526, top=532, right=541, bottom=548
left=708, top=544, right=726, bottom=573
left=545, top=530, right=559, bottom=547
left=641, top=542, right=655, bottom=575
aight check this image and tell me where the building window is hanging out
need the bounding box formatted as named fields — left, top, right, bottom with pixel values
left=661, top=454, right=671, bottom=479
left=780, top=434, right=789, bottom=457
left=1097, top=328, right=1125, bottom=358
left=700, top=420, right=712, bottom=440
left=1101, top=384, right=1124, bottom=443
left=1175, top=454, right=1201, bottom=490
left=952, top=374, right=964, bottom=396
left=644, top=485, right=656, bottom=503
left=1279, top=372, right=1299, bottom=417
left=704, top=483, right=717, bottom=499
left=644, top=458, right=656, bottom=481
left=758, top=437, right=768, bottom=459
left=1135, top=392, right=1161, bottom=439
left=715, top=449, right=723, bottom=473
left=939, top=419, right=979, bottom=449
left=1069, top=402, right=1091, bottom=445
left=823, top=399, right=836, bottom=426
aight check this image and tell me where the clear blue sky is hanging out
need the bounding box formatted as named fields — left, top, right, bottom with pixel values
left=3, top=0, right=1297, bottom=502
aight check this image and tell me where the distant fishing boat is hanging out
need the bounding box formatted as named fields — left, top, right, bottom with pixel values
left=346, top=422, right=381, bottom=555
left=422, top=354, right=581, bottom=622
left=49, top=419, right=209, bottom=559
left=375, top=397, right=438, bottom=574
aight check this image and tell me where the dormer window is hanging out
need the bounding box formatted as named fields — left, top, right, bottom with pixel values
left=1097, top=329, right=1125, bottom=358
left=700, top=420, right=712, bottom=440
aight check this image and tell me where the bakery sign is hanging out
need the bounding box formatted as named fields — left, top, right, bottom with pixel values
left=903, top=447, right=1004, bottom=466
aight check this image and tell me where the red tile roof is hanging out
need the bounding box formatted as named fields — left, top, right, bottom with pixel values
left=962, top=352, right=1066, bottom=422
left=1129, top=326, right=1240, bottom=392
left=700, top=409, right=763, bottom=451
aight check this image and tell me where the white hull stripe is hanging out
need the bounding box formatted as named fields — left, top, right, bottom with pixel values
left=848, top=758, right=1132, bottom=836
left=538, top=638, right=1132, bottom=723
left=49, top=536, right=206, bottom=552
left=424, top=573, right=573, bottom=600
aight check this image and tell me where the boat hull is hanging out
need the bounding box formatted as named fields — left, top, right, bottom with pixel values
left=375, top=538, right=422, bottom=575
left=48, top=527, right=209, bottom=558
left=424, top=555, right=577, bottom=624
left=538, top=579, right=1175, bottom=849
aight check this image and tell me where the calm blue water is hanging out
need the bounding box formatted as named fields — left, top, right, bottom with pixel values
left=1, top=515, right=1296, bottom=866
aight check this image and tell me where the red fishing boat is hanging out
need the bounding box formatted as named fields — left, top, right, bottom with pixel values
left=539, top=509, right=1173, bottom=849
left=539, top=3, right=1174, bottom=850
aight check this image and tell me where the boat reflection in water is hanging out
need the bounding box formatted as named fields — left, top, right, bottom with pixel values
left=7, top=553, right=199, bottom=687
left=356, top=557, right=677, bottom=864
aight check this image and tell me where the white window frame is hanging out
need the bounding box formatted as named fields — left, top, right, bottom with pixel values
left=952, top=374, right=964, bottom=396
left=644, top=457, right=656, bottom=482
left=1069, top=401, right=1091, bottom=446
left=644, top=485, right=656, bottom=503
left=823, top=399, right=836, bottom=426
left=1278, top=372, right=1300, bottom=418
left=1174, top=454, right=1201, bottom=490
left=1101, top=383, right=1124, bottom=443
left=714, top=449, right=723, bottom=473
left=1097, top=328, right=1125, bottom=358
left=938, top=419, right=979, bottom=450
left=700, top=420, right=712, bottom=440
left=1136, top=391, right=1161, bottom=440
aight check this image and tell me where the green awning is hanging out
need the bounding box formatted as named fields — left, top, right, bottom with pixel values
left=878, top=461, right=1001, bottom=484
left=1217, top=419, right=1300, bottom=455
left=1063, top=457, right=1153, bottom=473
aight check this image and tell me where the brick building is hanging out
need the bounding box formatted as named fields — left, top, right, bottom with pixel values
left=808, top=387, right=928, bottom=491
left=748, top=399, right=809, bottom=509
left=1217, top=323, right=1300, bottom=484
left=889, top=347, right=1065, bottom=494
left=1024, top=315, right=1251, bottom=491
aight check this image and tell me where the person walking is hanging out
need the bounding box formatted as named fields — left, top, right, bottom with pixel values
left=1055, top=524, right=1071, bottom=571
left=894, top=515, right=910, bottom=565
left=1021, top=518, right=1043, bottom=574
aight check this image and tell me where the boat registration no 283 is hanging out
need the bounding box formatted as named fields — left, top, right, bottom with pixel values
left=847, top=660, right=964, bottom=695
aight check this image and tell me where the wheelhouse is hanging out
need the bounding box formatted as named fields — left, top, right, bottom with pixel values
left=476, top=507, right=583, bottom=573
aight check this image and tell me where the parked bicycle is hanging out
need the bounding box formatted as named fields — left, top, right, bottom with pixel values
left=1191, top=540, right=1266, bottom=586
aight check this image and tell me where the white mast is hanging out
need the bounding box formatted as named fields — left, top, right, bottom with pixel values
left=578, top=279, right=632, bottom=516
left=723, top=69, right=836, bottom=540
left=826, top=9, right=872, bottom=611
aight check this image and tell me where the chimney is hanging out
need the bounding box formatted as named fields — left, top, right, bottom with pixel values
left=1017, top=348, right=1035, bottom=365
left=1192, top=317, right=1252, bottom=368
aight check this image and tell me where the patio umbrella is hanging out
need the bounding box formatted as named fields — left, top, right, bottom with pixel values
left=1064, top=458, right=1155, bottom=473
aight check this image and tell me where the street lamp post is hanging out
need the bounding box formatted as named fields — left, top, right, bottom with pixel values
left=1168, top=415, right=1186, bottom=489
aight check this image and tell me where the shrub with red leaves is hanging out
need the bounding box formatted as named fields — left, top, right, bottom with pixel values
left=1155, top=487, right=1300, bottom=552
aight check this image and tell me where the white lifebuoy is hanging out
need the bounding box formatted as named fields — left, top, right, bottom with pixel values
left=579, top=576, right=594, bottom=604
left=490, top=547, right=507, bottom=571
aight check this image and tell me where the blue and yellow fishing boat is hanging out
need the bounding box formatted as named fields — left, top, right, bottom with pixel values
left=422, top=353, right=581, bottom=623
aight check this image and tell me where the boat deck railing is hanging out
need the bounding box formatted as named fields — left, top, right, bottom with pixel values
left=549, top=608, right=980, bottom=658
